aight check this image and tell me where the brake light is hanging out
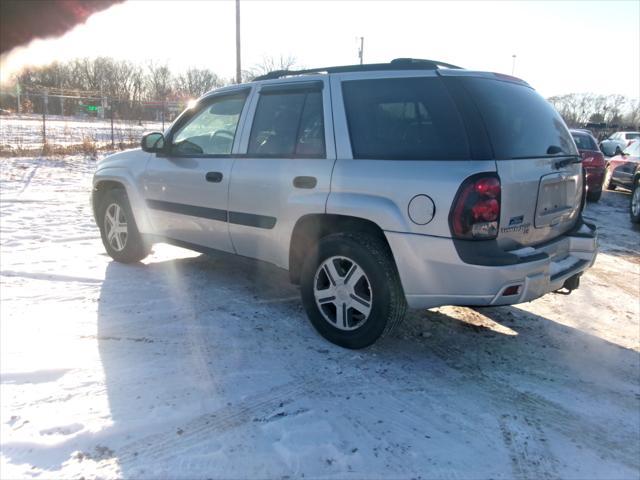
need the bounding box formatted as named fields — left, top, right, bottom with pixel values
left=581, top=151, right=605, bottom=168
left=450, top=174, right=501, bottom=240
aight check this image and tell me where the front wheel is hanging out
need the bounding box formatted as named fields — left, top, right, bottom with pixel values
left=300, top=232, right=407, bottom=349
left=631, top=178, right=640, bottom=223
left=98, top=188, right=150, bottom=263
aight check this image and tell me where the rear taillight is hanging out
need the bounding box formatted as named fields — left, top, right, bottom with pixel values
left=592, top=152, right=605, bottom=168
left=449, top=174, right=501, bottom=240
left=581, top=151, right=605, bottom=168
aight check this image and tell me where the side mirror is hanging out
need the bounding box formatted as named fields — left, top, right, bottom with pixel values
left=141, top=132, right=165, bottom=153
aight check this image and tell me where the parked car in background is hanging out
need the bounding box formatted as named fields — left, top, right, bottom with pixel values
left=0, top=108, right=12, bottom=116
left=630, top=163, right=640, bottom=223
left=570, top=129, right=605, bottom=202
left=600, top=131, right=639, bottom=156
left=604, top=140, right=640, bottom=192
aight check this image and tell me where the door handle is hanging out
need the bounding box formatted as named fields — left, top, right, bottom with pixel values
left=206, top=171, right=223, bottom=183
left=293, top=176, right=317, bottom=189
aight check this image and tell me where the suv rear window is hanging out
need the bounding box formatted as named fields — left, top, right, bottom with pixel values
left=571, top=132, right=598, bottom=151
left=460, top=78, right=577, bottom=159
left=342, top=77, right=469, bottom=160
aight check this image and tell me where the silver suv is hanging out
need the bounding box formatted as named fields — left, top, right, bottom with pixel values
left=92, top=58, right=598, bottom=349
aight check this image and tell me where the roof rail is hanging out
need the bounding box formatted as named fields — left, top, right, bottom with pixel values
left=253, top=58, right=463, bottom=81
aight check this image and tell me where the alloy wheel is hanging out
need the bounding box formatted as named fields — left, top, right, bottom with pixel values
left=632, top=183, right=640, bottom=217
left=313, top=256, right=372, bottom=331
left=104, top=203, right=128, bottom=252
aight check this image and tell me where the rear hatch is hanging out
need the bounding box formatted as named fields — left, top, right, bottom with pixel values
left=443, top=73, right=583, bottom=249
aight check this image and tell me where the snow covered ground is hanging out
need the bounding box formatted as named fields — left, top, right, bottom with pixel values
left=0, top=115, right=164, bottom=150
left=0, top=154, right=638, bottom=479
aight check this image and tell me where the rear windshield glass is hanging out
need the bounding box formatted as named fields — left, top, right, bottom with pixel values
left=625, top=133, right=640, bottom=140
left=571, top=132, right=598, bottom=151
left=342, top=77, right=469, bottom=160
left=460, top=78, right=577, bottom=159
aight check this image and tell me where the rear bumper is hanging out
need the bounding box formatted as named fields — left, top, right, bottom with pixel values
left=385, top=222, right=598, bottom=309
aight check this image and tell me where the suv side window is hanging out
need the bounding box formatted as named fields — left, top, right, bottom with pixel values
left=248, top=90, right=325, bottom=157
left=171, top=93, right=247, bottom=156
left=342, top=77, right=469, bottom=160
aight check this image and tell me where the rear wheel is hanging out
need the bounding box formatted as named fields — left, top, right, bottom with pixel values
left=98, top=188, right=150, bottom=263
left=603, top=166, right=616, bottom=191
left=300, top=232, right=406, bottom=349
left=631, top=178, right=640, bottom=223
left=586, top=188, right=602, bottom=202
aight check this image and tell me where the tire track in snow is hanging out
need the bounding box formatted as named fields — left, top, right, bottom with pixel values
left=114, top=377, right=328, bottom=465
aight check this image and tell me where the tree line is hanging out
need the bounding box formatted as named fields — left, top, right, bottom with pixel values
left=0, top=55, right=298, bottom=120
left=1, top=56, right=638, bottom=130
left=548, top=93, right=639, bottom=131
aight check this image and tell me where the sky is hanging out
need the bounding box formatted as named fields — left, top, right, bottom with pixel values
left=1, top=0, right=639, bottom=98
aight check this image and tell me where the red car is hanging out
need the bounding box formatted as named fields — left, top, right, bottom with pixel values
left=570, top=129, right=606, bottom=202
left=604, top=140, right=640, bottom=192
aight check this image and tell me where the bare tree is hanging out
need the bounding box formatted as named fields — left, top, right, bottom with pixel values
left=146, top=61, right=173, bottom=100
left=243, top=55, right=299, bottom=81
left=175, top=67, right=222, bottom=98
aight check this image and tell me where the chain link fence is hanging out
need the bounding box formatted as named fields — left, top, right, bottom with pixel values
left=0, top=88, right=184, bottom=156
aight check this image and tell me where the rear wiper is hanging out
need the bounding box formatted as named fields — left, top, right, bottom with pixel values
left=553, top=157, right=582, bottom=169
left=544, top=145, right=582, bottom=168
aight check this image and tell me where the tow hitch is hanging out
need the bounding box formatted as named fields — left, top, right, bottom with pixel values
left=554, top=274, right=581, bottom=295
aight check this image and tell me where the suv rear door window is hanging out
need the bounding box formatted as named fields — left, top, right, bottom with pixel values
left=341, top=77, right=469, bottom=160
left=248, top=90, right=325, bottom=157
left=459, top=77, right=577, bottom=159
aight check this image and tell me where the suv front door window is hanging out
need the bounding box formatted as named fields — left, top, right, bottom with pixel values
left=141, top=91, right=250, bottom=252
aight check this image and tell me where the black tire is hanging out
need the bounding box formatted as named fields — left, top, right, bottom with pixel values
left=586, top=188, right=602, bottom=202
left=98, top=187, right=150, bottom=263
left=603, top=166, right=616, bottom=191
left=631, top=178, right=640, bottom=224
left=300, top=232, right=407, bottom=349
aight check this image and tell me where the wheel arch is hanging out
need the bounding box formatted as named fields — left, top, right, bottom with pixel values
left=92, top=169, right=152, bottom=233
left=288, top=213, right=396, bottom=285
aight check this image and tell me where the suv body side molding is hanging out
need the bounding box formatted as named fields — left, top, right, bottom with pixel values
left=146, top=199, right=277, bottom=230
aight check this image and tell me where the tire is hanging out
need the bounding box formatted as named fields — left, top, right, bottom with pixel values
left=603, top=166, right=616, bottom=191
left=98, top=187, right=150, bottom=263
left=586, top=188, right=602, bottom=202
left=631, top=178, right=640, bottom=224
left=300, top=232, right=407, bottom=349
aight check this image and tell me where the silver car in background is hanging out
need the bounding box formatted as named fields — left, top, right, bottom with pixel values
left=92, top=58, right=597, bottom=348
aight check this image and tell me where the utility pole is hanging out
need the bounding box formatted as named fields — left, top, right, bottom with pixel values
left=358, top=37, right=364, bottom=65
left=110, top=99, right=115, bottom=148
left=235, top=0, right=242, bottom=84
left=16, top=81, right=21, bottom=115
left=511, top=54, right=517, bottom=75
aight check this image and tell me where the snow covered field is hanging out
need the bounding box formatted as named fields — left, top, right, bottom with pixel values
left=0, top=115, right=164, bottom=151
left=0, top=154, right=639, bottom=479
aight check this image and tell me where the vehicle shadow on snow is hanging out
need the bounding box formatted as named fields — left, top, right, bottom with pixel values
left=5, top=249, right=637, bottom=477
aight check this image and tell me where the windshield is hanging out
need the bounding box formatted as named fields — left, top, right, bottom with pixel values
left=571, top=132, right=598, bottom=151
left=623, top=141, right=639, bottom=156
left=460, top=77, right=578, bottom=159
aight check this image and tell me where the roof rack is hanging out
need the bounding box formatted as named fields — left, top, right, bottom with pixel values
left=253, top=58, right=463, bottom=81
